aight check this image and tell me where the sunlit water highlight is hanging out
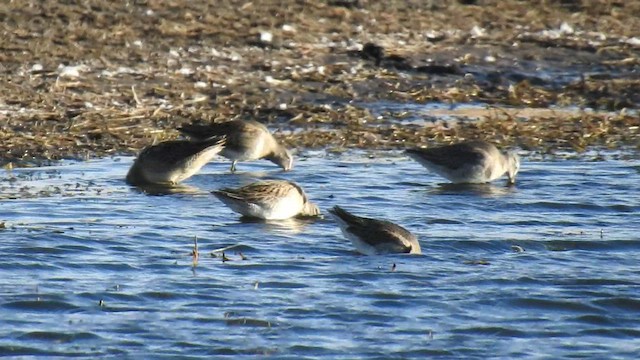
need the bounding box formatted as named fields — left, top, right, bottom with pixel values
left=1, top=152, right=639, bottom=358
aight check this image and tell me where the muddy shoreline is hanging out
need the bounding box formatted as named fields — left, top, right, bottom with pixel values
left=1, top=1, right=639, bottom=167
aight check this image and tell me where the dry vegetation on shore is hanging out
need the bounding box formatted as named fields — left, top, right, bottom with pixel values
left=1, top=0, right=639, bottom=166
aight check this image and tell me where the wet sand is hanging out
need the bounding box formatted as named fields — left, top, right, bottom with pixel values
left=1, top=0, right=639, bottom=166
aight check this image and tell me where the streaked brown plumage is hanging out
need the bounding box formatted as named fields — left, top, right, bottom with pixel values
left=212, top=180, right=320, bottom=220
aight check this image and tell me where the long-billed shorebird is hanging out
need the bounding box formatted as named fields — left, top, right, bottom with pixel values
left=125, top=136, right=226, bottom=186
left=178, top=119, right=293, bottom=172
left=212, top=180, right=320, bottom=220
left=405, top=140, right=520, bottom=184
left=328, top=206, right=421, bottom=255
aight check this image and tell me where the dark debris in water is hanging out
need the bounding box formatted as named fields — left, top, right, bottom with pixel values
left=224, top=312, right=273, bottom=328
left=1, top=1, right=640, bottom=167
left=463, top=259, right=491, bottom=266
left=225, top=317, right=273, bottom=328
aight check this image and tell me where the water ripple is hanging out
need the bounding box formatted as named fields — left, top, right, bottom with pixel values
left=507, top=297, right=603, bottom=313
left=16, top=331, right=101, bottom=342
left=2, top=300, right=79, bottom=312
left=593, top=297, right=640, bottom=312
left=452, top=326, right=527, bottom=337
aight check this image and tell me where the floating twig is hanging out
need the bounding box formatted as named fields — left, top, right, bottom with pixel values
left=192, top=236, right=199, bottom=267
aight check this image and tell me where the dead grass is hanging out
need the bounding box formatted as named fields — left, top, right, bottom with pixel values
left=1, top=0, right=639, bottom=166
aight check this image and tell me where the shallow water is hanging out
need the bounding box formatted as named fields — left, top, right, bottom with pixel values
left=1, top=152, right=639, bottom=359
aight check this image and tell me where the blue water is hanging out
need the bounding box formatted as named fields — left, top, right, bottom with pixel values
left=1, top=151, right=639, bottom=358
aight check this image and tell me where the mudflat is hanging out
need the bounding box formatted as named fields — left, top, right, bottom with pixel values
left=1, top=0, right=639, bottom=166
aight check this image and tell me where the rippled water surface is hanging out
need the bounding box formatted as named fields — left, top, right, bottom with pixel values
left=1, top=152, right=639, bottom=359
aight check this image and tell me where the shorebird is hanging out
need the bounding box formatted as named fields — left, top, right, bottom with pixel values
left=328, top=206, right=421, bottom=255
left=405, top=140, right=520, bottom=184
left=211, top=180, right=320, bottom=220
left=178, top=119, right=293, bottom=172
left=125, top=136, right=226, bottom=186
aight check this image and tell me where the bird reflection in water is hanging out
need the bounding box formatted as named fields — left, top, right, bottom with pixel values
left=427, top=182, right=517, bottom=197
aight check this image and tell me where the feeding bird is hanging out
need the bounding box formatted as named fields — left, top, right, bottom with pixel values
left=125, top=136, right=226, bottom=186
left=179, top=119, right=293, bottom=172
left=212, top=180, right=320, bottom=220
left=328, top=206, right=421, bottom=255
left=405, top=140, right=520, bottom=184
